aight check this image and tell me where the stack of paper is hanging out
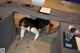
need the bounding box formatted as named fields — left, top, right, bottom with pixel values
left=39, top=7, right=51, bottom=14
left=75, top=37, right=80, bottom=51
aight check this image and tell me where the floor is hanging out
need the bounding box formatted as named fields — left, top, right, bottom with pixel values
left=7, top=29, right=58, bottom=53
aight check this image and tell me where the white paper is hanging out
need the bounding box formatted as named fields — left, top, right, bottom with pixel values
left=75, top=37, right=80, bottom=51
left=40, top=7, right=51, bottom=14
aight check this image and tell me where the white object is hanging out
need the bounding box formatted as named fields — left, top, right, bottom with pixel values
left=32, top=0, right=45, bottom=6
left=68, top=25, right=74, bottom=31
left=20, top=29, right=25, bottom=40
left=20, top=26, right=39, bottom=40
left=39, top=7, right=51, bottom=14
left=0, top=48, right=5, bottom=53
left=75, top=37, right=80, bottom=51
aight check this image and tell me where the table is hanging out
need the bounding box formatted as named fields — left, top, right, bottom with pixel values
left=0, top=1, right=80, bottom=24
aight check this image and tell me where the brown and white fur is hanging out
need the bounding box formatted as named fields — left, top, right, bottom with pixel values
left=19, top=17, right=50, bottom=45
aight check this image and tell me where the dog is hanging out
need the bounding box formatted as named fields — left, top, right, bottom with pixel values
left=19, top=17, right=50, bottom=45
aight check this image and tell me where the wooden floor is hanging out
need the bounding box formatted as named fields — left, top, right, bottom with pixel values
left=10, top=0, right=80, bottom=13
left=44, top=0, right=80, bottom=13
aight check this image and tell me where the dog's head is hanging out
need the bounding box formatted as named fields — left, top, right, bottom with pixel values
left=19, top=18, right=29, bottom=28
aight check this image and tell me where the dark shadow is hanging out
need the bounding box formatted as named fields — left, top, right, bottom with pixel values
left=50, top=26, right=62, bottom=53
left=6, top=1, right=12, bottom=4
left=0, top=18, right=2, bottom=21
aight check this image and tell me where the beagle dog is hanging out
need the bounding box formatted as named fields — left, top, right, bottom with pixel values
left=19, top=17, right=50, bottom=45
